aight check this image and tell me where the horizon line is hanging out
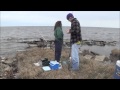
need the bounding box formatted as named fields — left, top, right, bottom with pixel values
left=0, top=26, right=119, bottom=29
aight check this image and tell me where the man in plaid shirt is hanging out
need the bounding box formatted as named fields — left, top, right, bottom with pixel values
left=66, top=13, right=82, bottom=71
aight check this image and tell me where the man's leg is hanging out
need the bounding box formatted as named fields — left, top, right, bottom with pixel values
left=71, top=43, right=80, bottom=70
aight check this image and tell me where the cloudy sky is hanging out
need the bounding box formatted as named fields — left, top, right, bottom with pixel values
left=0, top=11, right=119, bottom=28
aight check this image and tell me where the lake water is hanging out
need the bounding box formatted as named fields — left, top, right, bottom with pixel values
left=0, top=26, right=120, bottom=57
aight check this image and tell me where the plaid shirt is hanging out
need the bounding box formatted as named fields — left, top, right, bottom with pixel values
left=70, top=18, right=82, bottom=44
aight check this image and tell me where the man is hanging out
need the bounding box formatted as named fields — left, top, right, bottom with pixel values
left=66, top=13, right=82, bottom=71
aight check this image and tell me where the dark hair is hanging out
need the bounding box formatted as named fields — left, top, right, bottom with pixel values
left=54, top=21, right=62, bottom=31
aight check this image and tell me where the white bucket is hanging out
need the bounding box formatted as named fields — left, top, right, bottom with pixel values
left=114, top=60, right=120, bottom=79
left=116, top=60, right=120, bottom=67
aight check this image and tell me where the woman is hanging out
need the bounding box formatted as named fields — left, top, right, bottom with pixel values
left=54, top=21, right=64, bottom=62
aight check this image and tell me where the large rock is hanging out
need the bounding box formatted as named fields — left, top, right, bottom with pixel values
left=111, top=49, right=120, bottom=57
left=82, top=50, right=90, bottom=56
left=4, top=66, right=12, bottom=72
left=84, top=55, right=92, bottom=60
left=3, top=60, right=14, bottom=65
left=37, top=41, right=47, bottom=48
left=94, top=55, right=106, bottom=61
left=109, top=54, right=120, bottom=62
left=0, top=63, right=8, bottom=70
left=90, top=51, right=99, bottom=55
left=4, top=66, right=14, bottom=79
left=110, top=49, right=120, bottom=62
left=0, top=58, right=17, bottom=79
left=0, top=56, right=7, bottom=60
left=0, top=63, right=10, bottom=78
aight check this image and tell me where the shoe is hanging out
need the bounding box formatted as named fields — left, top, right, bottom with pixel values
left=59, top=63, right=62, bottom=69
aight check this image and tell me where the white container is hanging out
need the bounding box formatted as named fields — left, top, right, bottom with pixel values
left=114, top=60, right=120, bottom=79
left=42, top=66, right=51, bottom=71
left=116, top=60, right=120, bottom=67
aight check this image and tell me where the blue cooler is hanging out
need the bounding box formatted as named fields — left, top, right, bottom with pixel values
left=113, top=60, right=120, bottom=79
left=49, top=61, right=59, bottom=70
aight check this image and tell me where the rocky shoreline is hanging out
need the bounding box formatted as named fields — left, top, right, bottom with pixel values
left=19, top=39, right=117, bottom=48
left=0, top=46, right=119, bottom=79
left=0, top=37, right=120, bottom=79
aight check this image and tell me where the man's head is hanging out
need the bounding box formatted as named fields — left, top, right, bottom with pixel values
left=66, top=13, right=74, bottom=22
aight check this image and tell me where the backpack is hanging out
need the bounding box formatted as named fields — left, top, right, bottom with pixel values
left=42, top=58, right=50, bottom=66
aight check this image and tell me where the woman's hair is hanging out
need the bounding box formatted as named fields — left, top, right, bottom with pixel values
left=54, top=21, right=62, bottom=31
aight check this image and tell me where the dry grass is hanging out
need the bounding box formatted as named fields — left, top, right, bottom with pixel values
left=15, top=47, right=115, bottom=79
left=79, top=56, right=115, bottom=79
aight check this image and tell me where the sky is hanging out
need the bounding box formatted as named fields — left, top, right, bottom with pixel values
left=0, top=11, right=120, bottom=28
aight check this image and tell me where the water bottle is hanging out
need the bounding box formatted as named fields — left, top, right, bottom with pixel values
left=113, top=60, right=120, bottom=79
